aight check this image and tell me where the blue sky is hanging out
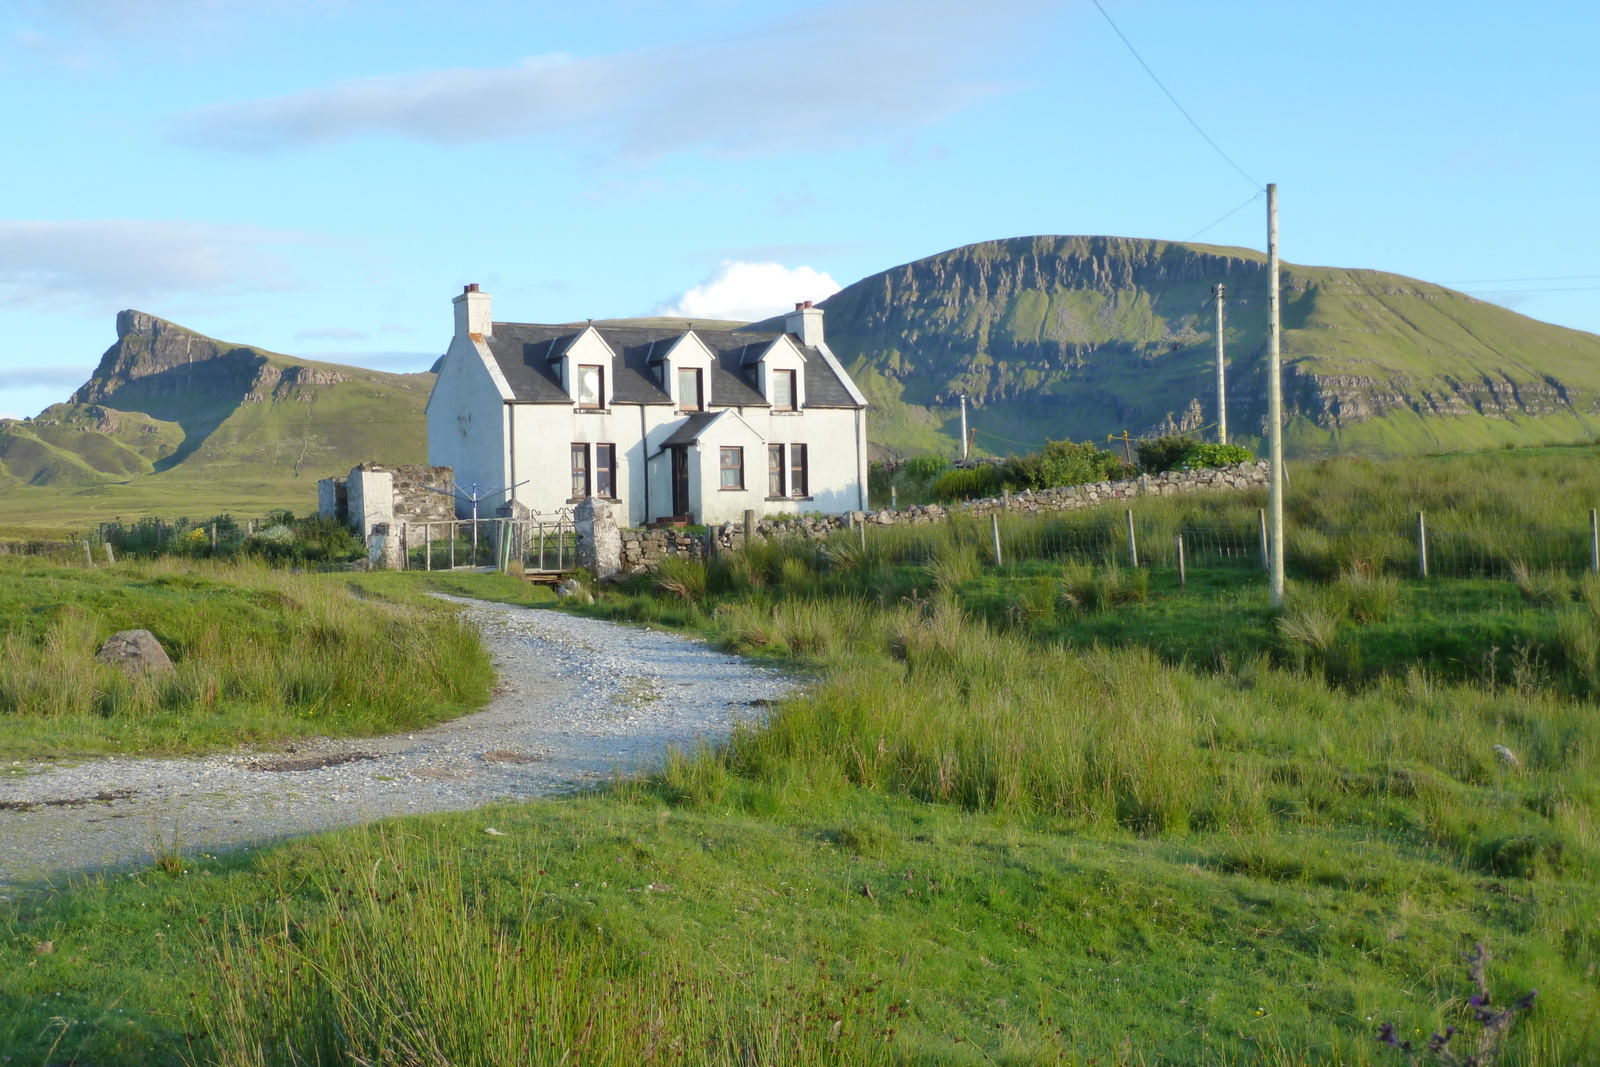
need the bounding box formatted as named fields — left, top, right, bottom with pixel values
left=2, top=0, right=1598, bottom=420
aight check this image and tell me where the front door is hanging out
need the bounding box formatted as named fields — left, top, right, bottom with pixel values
left=670, top=446, right=690, bottom=519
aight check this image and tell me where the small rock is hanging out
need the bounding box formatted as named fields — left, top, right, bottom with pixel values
left=555, top=577, right=592, bottom=603
left=95, top=630, right=174, bottom=675
left=1493, top=744, right=1520, bottom=767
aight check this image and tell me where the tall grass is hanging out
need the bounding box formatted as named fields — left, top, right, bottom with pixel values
left=596, top=546, right=1600, bottom=880
left=204, top=830, right=894, bottom=1067
left=0, top=556, right=491, bottom=756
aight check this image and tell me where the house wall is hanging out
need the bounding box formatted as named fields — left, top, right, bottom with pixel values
left=504, top=401, right=866, bottom=526
left=425, top=334, right=511, bottom=518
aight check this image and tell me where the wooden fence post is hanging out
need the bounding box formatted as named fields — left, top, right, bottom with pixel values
left=1126, top=510, right=1138, bottom=568
left=1258, top=508, right=1269, bottom=573
left=744, top=508, right=756, bottom=549
left=1418, top=511, right=1429, bottom=579
left=424, top=522, right=431, bottom=571
left=104, top=542, right=115, bottom=565
left=1590, top=508, right=1598, bottom=575
left=82, top=539, right=94, bottom=568
left=1176, top=533, right=1186, bottom=587
left=990, top=512, right=1003, bottom=566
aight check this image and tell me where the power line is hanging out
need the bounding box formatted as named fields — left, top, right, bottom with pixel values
left=1185, top=190, right=1264, bottom=243
left=1090, top=0, right=1260, bottom=190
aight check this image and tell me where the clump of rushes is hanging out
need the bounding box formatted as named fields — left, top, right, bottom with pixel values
left=205, top=830, right=896, bottom=1067
left=1057, top=562, right=1147, bottom=613
left=1511, top=561, right=1574, bottom=606
left=653, top=556, right=708, bottom=602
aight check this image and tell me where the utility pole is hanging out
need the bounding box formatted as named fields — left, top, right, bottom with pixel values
left=1266, top=183, right=1285, bottom=609
left=959, top=394, right=969, bottom=460
left=1212, top=283, right=1228, bottom=445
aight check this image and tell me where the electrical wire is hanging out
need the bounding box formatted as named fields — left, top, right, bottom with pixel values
left=1184, top=190, right=1264, bottom=243
left=1091, top=0, right=1260, bottom=190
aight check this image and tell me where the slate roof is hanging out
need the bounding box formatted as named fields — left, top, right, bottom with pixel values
left=479, top=324, right=863, bottom=409
left=657, top=412, right=721, bottom=448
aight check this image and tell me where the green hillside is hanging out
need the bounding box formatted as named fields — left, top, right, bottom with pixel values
left=819, top=236, right=1600, bottom=458
left=0, top=311, right=434, bottom=525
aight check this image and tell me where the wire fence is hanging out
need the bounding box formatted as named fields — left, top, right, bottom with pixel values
left=848, top=508, right=1600, bottom=582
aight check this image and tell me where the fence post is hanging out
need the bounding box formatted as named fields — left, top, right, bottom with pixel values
left=82, top=539, right=94, bottom=568
left=891, top=485, right=898, bottom=512
left=1126, top=510, right=1138, bottom=568
left=400, top=522, right=409, bottom=571
left=1417, top=511, right=1429, bottom=579
left=1176, top=533, right=1186, bottom=587
left=990, top=512, right=1003, bottom=566
left=210, top=524, right=217, bottom=554
left=858, top=514, right=867, bottom=552
left=104, top=542, right=115, bottom=565
left=1591, top=508, right=1598, bottom=575
left=1258, top=508, right=1269, bottom=573
left=744, top=508, right=755, bottom=549
left=424, top=523, right=431, bottom=571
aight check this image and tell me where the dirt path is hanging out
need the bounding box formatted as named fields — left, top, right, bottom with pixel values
left=0, top=597, right=790, bottom=890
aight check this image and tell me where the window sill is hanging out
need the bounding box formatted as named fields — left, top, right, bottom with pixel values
left=567, top=496, right=622, bottom=504
left=768, top=495, right=813, bottom=502
left=676, top=409, right=705, bottom=416
left=771, top=409, right=801, bottom=415
left=718, top=487, right=746, bottom=492
left=575, top=407, right=611, bottom=414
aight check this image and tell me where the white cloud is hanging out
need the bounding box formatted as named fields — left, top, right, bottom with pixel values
left=653, top=261, right=841, bottom=323
left=0, top=219, right=311, bottom=306
left=168, top=0, right=1042, bottom=159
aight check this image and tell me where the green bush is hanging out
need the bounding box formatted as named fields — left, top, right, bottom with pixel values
left=1135, top=435, right=1197, bottom=473
left=932, top=464, right=1002, bottom=502
left=902, top=453, right=950, bottom=483
left=1178, top=443, right=1255, bottom=470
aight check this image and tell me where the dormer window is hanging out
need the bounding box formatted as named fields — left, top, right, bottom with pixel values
left=771, top=369, right=797, bottom=411
left=576, top=364, right=604, bottom=409
left=677, top=367, right=703, bottom=411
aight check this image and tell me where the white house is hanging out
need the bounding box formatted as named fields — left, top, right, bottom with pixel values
left=425, top=285, right=869, bottom=526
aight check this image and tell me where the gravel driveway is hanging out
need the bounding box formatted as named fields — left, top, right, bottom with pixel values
left=0, top=597, right=792, bottom=891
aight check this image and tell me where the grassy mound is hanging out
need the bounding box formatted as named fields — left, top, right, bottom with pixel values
left=0, top=558, right=495, bottom=759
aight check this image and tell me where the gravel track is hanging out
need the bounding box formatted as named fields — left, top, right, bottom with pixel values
left=0, top=597, right=791, bottom=891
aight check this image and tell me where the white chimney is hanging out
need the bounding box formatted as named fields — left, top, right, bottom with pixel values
left=784, top=300, right=824, bottom=347
left=452, top=283, right=492, bottom=339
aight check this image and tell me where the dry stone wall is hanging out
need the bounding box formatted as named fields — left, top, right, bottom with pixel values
left=613, top=461, right=1267, bottom=570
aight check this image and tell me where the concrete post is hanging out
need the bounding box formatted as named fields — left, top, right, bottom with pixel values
left=575, top=497, right=621, bottom=582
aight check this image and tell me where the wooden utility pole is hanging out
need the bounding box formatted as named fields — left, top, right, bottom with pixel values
left=1212, top=283, right=1228, bottom=444
left=1266, top=183, right=1285, bottom=609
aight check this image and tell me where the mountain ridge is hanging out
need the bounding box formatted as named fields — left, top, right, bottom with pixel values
left=816, top=235, right=1600, bottom=457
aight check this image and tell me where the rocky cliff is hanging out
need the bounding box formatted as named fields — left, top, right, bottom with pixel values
left=818, top=237, right=1600, bottom=457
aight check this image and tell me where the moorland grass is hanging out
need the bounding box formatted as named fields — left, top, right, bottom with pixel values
left=0, top=557, right=496, bottom=759
left=7, top=447, right=1600, bottom=1063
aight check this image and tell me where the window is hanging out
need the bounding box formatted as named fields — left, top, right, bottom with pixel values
left=771, top=369, right=796, bottom=411
left=790, top=443, right=808, bottom=498
left=570, top=443, right=590, bottom=498
left=768, top=444, right=785, bottom=497
left=576, top=364, right=604, bottom=408
left=720, top=446, right=744, bottom=490
left=677, top=367, right=703, bottom=411
left=595, top=443, right=616, bottom=498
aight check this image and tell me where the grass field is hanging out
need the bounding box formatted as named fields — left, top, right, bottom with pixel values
left=4, top=448, right=1599, bottom=1064
left=0, top=558, right=516, bottom=760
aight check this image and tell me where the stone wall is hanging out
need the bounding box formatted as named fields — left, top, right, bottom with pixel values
left=318, top=463, right=455, bottom=529
left=613, top=461, right=1268, bottom=571
left=620, top=527, right=709, bottom=573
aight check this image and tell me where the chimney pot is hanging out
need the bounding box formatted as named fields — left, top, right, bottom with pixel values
left=464, top=283, right=479, bottom=294
left=803, top=300, right=813, bottom=309
left=795, top=302, right=804, bottom=311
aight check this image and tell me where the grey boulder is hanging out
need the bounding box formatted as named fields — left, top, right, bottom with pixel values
left=95, top=630, right=175, bottom=674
